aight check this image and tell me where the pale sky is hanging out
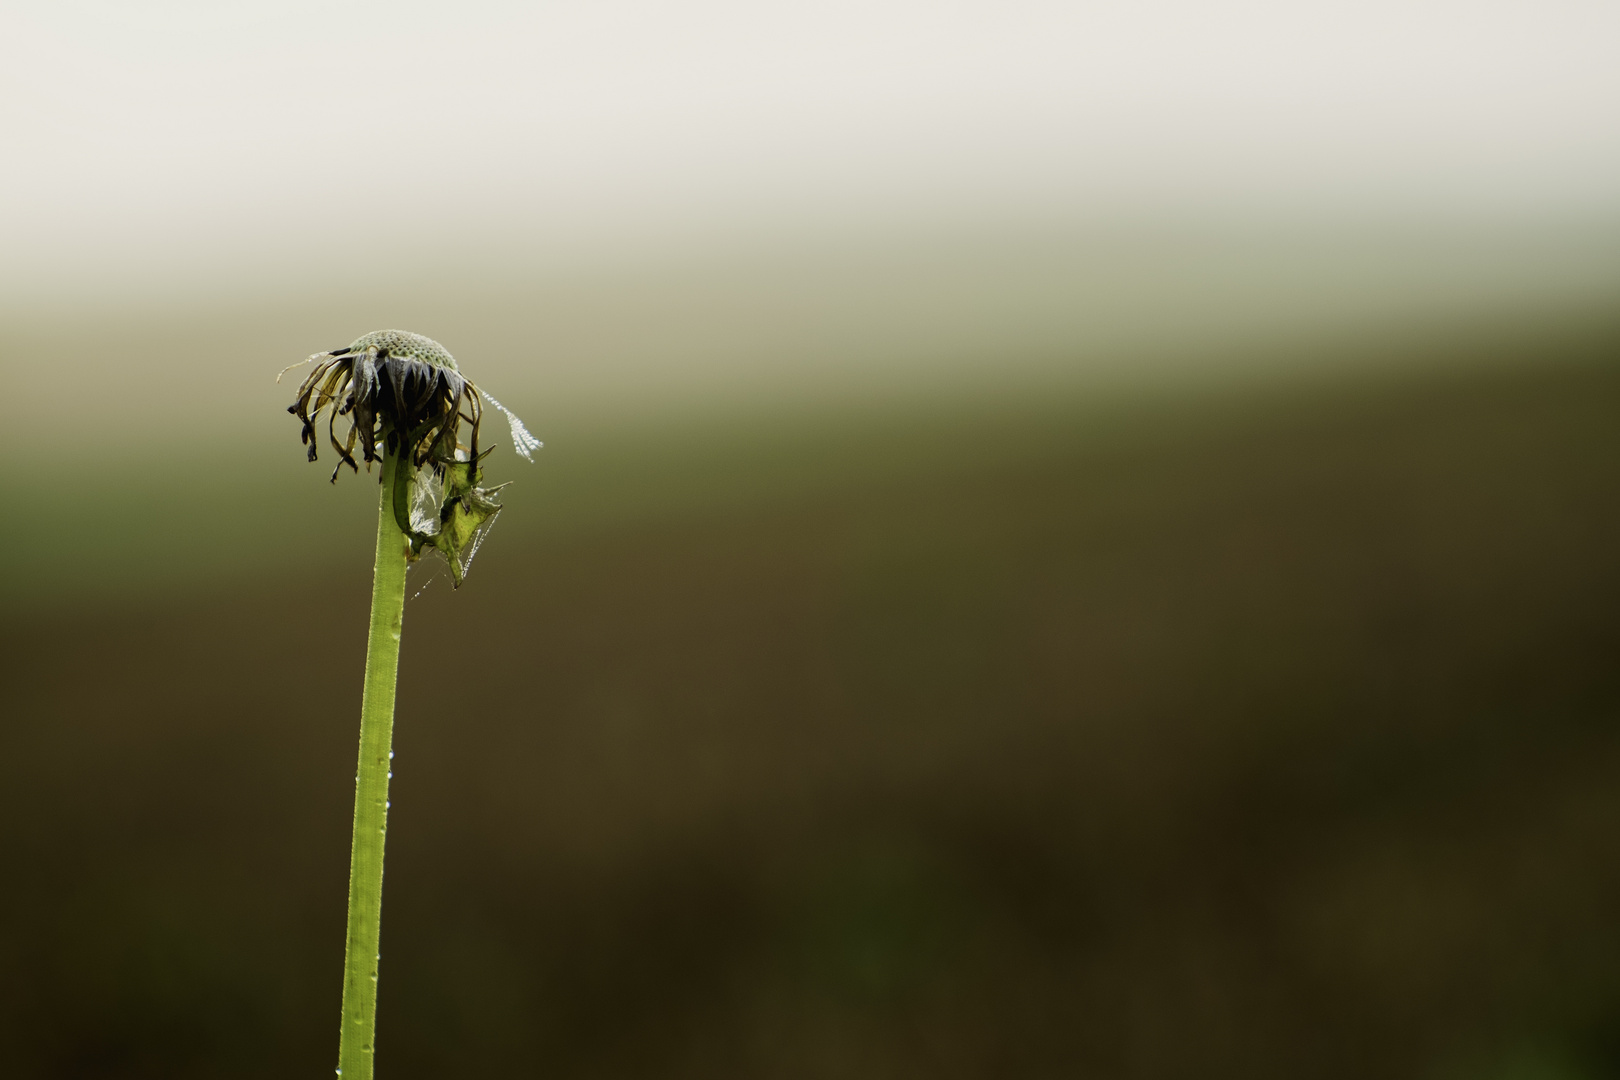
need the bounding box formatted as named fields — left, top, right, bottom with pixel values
left=3, top=0, right=1619, bottom=300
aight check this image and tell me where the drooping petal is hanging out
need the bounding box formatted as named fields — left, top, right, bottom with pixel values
left=350, top=353, right=379, bottom=462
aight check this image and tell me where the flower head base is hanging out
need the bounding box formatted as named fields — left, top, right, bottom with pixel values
left=285, top=329, right=539, bottom=585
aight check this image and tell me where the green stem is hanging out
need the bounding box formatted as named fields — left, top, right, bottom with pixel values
left=338, top=447, right=410, bottom=1079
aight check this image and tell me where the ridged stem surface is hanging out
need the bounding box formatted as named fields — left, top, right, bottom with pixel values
left=338, top=448, right=408, bottom=1080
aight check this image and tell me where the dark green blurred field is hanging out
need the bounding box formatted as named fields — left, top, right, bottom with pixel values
left=4, top=320, right=1620, bottom=1078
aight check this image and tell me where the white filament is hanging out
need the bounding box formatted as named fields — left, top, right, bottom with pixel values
left=478, top=388, right=542, bottom=462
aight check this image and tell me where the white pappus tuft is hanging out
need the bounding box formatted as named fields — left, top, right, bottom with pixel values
left=479, top=388, right=543, bottom=462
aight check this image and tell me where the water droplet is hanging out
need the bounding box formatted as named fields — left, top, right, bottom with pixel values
left=389, top=751, right=395, bottom=759
left=387, top=771, right=393, bottom=779
left=385, top=800, right=391, bottom=808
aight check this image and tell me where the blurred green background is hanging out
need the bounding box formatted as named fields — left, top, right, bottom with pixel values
left=5, top=4, right=1620, bottom=1078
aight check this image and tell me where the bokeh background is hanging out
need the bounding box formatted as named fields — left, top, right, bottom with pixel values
left=4, top=3, right=1620, bottom=1077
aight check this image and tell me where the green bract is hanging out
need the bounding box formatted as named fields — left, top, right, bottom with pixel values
left=398, top=455, right=507, bottom=587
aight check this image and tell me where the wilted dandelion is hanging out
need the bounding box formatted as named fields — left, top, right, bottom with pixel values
left=282, top=329, right=538, bottom=1079
left=284, top=328, right=540, bottom=584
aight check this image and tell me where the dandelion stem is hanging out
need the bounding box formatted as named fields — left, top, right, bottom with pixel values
left=338, top=445, right=409, bottom=1079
